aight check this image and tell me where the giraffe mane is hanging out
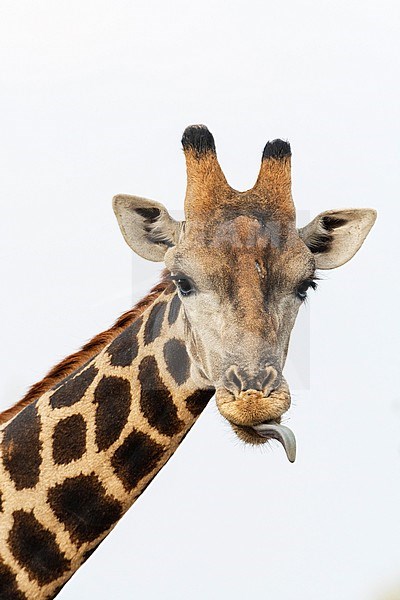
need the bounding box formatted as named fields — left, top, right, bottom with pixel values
left=0, top=273, right=173, bottom=426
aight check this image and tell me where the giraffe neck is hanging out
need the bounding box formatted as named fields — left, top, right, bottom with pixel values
left=0, top=286, right=213, bottom=599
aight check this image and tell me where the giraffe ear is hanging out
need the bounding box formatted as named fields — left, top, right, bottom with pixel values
left=113, top=195, right=181, bottom=262
left=298, top=208, right=377, bottom=269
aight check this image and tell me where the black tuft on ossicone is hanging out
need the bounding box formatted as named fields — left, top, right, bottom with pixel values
left=181, top=125, right=216, bottom=157
left=262, top=139, right=291, bottom=161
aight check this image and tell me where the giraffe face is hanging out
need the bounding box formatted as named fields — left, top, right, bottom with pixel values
left=113, top=125, right=376, bottom=448
left=163, top=212, right=315, bottom=444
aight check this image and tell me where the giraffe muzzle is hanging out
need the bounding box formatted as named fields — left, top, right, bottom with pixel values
left=215, top=380, right=295, bottom=460
left=216, top=379, right=291, bottom=426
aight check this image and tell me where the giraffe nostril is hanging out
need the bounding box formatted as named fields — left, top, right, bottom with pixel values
left=261, top=366, right=279, bottom=396
left=223, top=365, right=244, bottom=395
left=223, top=364, right=281, bottom=397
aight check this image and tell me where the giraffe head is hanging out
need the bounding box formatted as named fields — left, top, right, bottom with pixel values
left=113, top=125, right=376, bottom=457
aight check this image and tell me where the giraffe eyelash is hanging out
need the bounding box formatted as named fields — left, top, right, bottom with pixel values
left=296, top=278, right=318, bottom=301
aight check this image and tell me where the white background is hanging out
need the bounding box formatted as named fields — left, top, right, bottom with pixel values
left=1, top=2, right=399, bottom=599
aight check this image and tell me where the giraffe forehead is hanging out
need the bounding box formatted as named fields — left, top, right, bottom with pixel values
left=212, top=214, right=276, bottom=248
left=174, top=214, right=311, bottom=286
left=187, top=205, right=293, bottom=244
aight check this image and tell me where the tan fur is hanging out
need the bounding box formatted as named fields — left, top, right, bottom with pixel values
left=183, top=146, right=295, bottom=222
left=253, top=155, right=295, bottom=219
left=183, top=147, right=231, bottom=219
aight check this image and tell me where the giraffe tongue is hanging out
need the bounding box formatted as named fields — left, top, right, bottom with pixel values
left=252, top=422, right=297, bottom=463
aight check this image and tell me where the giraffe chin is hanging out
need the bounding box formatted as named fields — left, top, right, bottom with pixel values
left=215, top=386, right=296, bottom=461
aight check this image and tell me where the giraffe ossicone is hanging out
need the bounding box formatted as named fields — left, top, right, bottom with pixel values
left=0, top=125, right=376, bottom=599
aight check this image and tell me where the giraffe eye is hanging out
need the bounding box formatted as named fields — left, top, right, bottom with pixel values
left=170, top=274, right=196, bottom=297
left=296, top=279, right=317, bottom=301
left=177, top=279, right=194, bottom=296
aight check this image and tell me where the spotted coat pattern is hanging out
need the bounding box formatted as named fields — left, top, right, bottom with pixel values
left=0, top=288, right=213, bottom=599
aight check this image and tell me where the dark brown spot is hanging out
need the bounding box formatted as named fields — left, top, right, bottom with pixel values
left=94, top=376, right=131, bottom=451
left=52, top=415, right=86, bottom=465
left=48, top=473, right=123, bottom=545
left=185, top=389, right=214, bottom=417
left=50, top=364, right=98, bottom=409
left=107, top=317, right=143, bottom=367
left=0, top=559, right=27, bottom=600
left=2, top=402, right=42, bottom=490
left=0, top=490, right=3, bottom=512
left=168, top=293, right=181, bottom=326
left=163, top=338, right=190, bottom=385
left=138, top=356, right=184, bottom=436
left=8, top=510, right=70, bottom=585
left=112, top=428, right=164, bottom=492
left=143, top=302, right=168, bottom=345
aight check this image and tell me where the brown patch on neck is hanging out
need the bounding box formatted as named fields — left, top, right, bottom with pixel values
left=0, top=274, right=173, bottom=426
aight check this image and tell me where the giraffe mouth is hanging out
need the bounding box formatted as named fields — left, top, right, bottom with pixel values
left=215, top=386, right=295, bottom=460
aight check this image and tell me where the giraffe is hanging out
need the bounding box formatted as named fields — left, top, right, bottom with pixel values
left=0, top=125, right=376, bottom=599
